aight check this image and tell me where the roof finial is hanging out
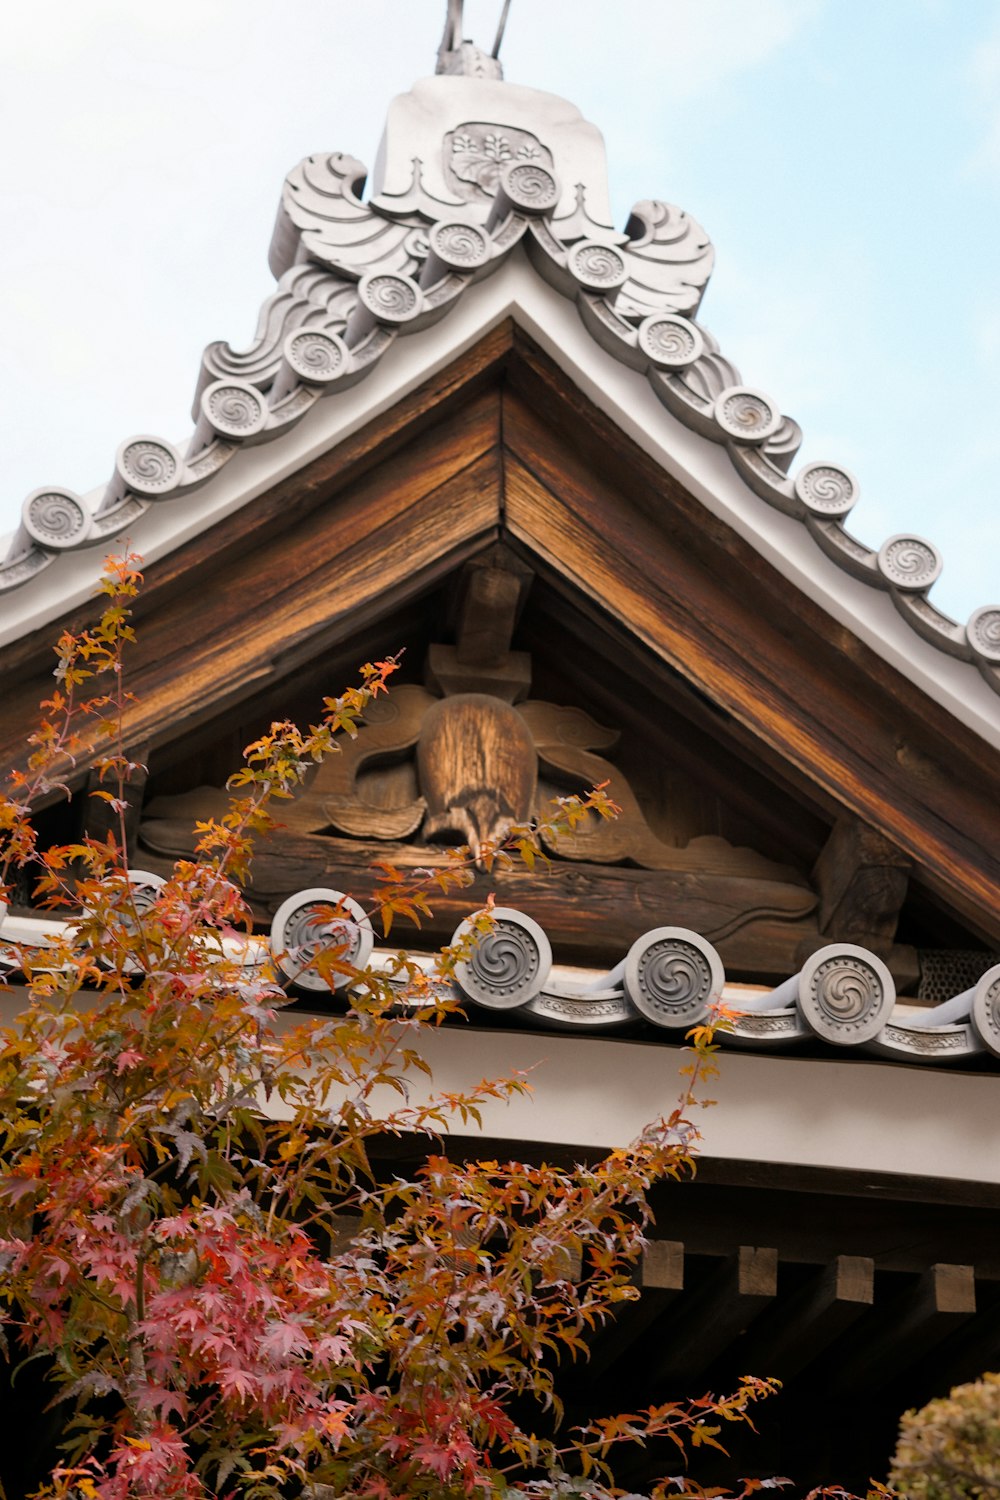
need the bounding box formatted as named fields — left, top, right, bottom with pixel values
left=436, top=0, right=511, bottom=79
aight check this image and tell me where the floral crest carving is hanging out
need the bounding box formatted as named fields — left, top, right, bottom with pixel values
left=443, top=122, right=553, bottom=199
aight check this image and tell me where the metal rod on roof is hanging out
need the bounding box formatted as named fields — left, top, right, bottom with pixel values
left=492, top=0, right=512, bottom=58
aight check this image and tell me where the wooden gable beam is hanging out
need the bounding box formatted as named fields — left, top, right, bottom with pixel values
left=0, top=349, right=510, bottom=792
left=499, top=342, right=999, bottom=938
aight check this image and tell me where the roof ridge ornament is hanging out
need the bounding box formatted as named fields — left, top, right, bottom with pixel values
left=0, top=36, right=997, bottom=708
left=436, top=0, right=511, bottom=79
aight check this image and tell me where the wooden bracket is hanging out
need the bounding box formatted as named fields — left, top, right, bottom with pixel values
left=741, top=1254, right=874, bottom=1380
left=583, top=1240, right=685, bottom=1379
left=429, top=549, right=534, bottom=701
left=813, top=815, right=911, bottom=947
left=651, top=1245, right=778, bottom=1382
left=832, top=1261, right=976, bottom=1394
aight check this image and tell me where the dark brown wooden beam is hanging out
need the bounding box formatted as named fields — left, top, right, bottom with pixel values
left=914, top=1284, right=1000, bottom=1392
left=740, top=1255, right=874, bottom=1381
left=832, top=1263, right=976, bottom=1394
left=455, top=564, right=523, bottom=667
left=650, top=1246, right=778, bottom=1383
left=584, top=1240, right=685, bottom=1378
left=137, top=823, right=819, bottom=975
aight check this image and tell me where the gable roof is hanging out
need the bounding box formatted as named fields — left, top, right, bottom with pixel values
left=0, top=60, right=998, bottom=1089
left=0, top=72, right=997, bottom=748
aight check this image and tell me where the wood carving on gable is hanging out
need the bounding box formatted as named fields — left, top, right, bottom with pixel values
left=138, top=554, right=828, bottom=976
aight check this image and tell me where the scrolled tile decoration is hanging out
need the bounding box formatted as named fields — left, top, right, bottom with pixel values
left=428, top=220, right=491, bottom=271
left=967, top=606, right=1000, bottom=664
left=970, top=963, right=1000, bottom=1057
left=358, top=271, right=423, bottom=323
left=714, top=386, right=782, bottom=443
left=201, top=381, right=268, bottom=439
left=622, top=926, right=724, bottom=1029
left=117, top=438, right=181, bottom=496
left=568, top=240, right=628, bottom=293
left=498, top=160, right=560, bottom=214
left=22, top=488, right=89, bottom=549
left=451, top=907, right=552, bottom=1010
left=270, top=887, right=373, bottom=993
left=797, top=943, right=895, bottom=1045
left=794, top=462, right=858, bottom=519
left=637, top=313, right=705, bottom=370
left=84, top=869, right=166, bottom=974
left=877, top=535, right=943, bottom=593
left=282, top=329, right=348, bottom=385
left=3, top=880, right=997, bottom=1071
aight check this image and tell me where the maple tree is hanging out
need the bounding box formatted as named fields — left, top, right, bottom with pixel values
left=0, top=554, right=819, bottom=1500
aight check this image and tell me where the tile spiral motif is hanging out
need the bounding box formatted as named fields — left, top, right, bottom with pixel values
left=637, top=314, right=704, bottom=369
left=623, top=927, right=723, bottom=1029
left=270, top=888, right=372, bottom=994
left=569, top=241, right=627, bottom=291
left=429, top=221, right=491, bottom=269
left=971, top=964, right=1000, bottom=1055
left=799, top=947, right=893, bottom=1045
left=453, top=910, right=551, bottom=1009
left=118, top=439, right=179, bottom=494
left=715, top=387, right=781, bottom=442
left=204, top=384, right=266, bottom=436
left=284, top=329, right=346, bottom=383
left=794, top=463, right=857, bottom=518
left=967, top=606, right=1000, bottom=663
left=359, top=272, right=421, bottom=321
left=878, top=536, right=942, bottom=592
left=500, top=161, right=559, bottom=212
left=23, top=489, right=88, bottom=548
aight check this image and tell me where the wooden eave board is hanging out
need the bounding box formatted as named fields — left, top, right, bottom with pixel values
left=0, top=323, right=996, bottom=938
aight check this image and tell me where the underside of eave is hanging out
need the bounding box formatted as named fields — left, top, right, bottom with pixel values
left=1, top=326, right=996, bottom=940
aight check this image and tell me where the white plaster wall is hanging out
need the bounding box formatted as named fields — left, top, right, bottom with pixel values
left=267, top=1013, right=1000, bottom=1188
left=3, top=978, right=996, bottom=1184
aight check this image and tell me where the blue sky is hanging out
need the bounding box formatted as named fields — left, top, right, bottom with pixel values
left=1, top=0, right=997, bottom=623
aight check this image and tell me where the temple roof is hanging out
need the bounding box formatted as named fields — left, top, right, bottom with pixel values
left=2, top=895, right=999, bottom=1076
left=0, top=68, right=997, bottom=743
left=0, top=33, right=997, bottom=1074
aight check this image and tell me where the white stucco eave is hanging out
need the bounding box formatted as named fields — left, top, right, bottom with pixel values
left=1, top=252, right=997, bottom=748
left=276, top=1019, right=1000, bottom=1191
